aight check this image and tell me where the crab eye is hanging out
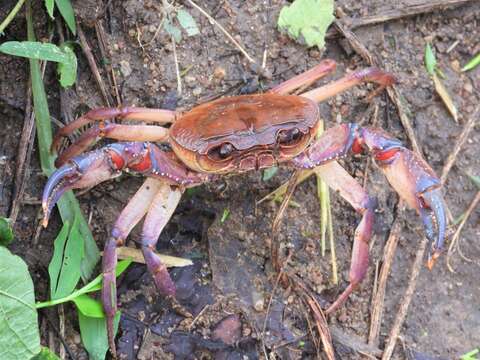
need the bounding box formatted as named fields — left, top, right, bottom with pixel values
left=278, top=128, right=302, bottom=146
left=207, top=143, right=234, bottom=161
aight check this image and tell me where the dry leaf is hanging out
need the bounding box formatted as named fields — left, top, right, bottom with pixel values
left=433, top=73, right=458, bottom=123
left=113, top=247, right=193, bottom=267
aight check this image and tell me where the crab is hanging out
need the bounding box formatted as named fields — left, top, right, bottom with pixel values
left=41, top=59, right=446, bottom=356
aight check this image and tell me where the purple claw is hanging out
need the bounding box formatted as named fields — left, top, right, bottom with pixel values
left=42, top=149, right=119, bottom=227
left=420, top=187, right=446, bottom=269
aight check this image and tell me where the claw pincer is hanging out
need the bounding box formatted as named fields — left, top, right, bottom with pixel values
left=42, top=149, right=121, bottom=227
left=353, top=127, right=447, bottom=265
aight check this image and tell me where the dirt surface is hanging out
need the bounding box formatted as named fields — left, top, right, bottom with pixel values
left=0, top=0, right=479, bottom=359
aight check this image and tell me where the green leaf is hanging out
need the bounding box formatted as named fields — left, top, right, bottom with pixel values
left=54, top=0, right=76, bottom=35
left=35, top=259, right=132, bottom=309
left=425, top=43, right=436, bottom=76
left=277, top=0, right=334, bottom=49
left=0, top=41, right=69, bottom=62
left=31, top=347, right=61, bottom=360
left=220, top=208, right=230, bottom=223
left=462, top=53, right=480, bottom=72
left=26, top=0, right=100, bottom=282
left=0, top=247, right=40, bottom=359
left=262, top=167, right=278, bottom=181
left=83, top=258, right=133, bottom=293
left=176, top=9, right=200, bottom=36
left=45, top=0, right=55, bottom=19
left=73, top=295, right=105, bottom=318
left=57, top=43, right=77, bottom=87
left=48, top=217, right=84, bottom=300
left=164, top=20, right=182, bottom=43
left=467, top=174, right=480, bottom=189
left=79, top=312, right=121, bottom=360
left=460, top=348, right=479, bottom=360
left=0, top=217, right=14, bottom=246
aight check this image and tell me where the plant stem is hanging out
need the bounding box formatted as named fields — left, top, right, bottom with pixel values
left=0, top=0, right=26, bottom=35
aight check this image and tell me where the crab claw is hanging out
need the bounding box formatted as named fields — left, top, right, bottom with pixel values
left=376, top=148, right=446, bottom=267
left=42, top=149, right=119, bottom=227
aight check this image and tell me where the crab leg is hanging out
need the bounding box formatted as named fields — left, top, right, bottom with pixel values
left=42, top=142, right=209, bottom=226
left=51, top=107, right=176, bottom=153
left=314, top=162, right=375, bottom=313
left=301, top=67, right=396, bottom=102
left=54, top=123, right=169, bottom=167
left=290, top=123, right=446, bottom=266
left=141, top=183, right=182, bottom=295
left=269, top=59, right=337, bottom=94
left=101, top=178, right=162, bottom=357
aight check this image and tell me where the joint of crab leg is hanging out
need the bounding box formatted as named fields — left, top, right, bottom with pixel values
left=290, top=123, right=358, bottom=168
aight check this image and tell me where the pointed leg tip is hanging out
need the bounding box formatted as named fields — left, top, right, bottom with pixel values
left=426, top=251, right=441, bottom=270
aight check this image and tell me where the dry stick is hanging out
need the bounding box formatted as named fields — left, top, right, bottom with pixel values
left=271, top=170, right=300, bottom=274
left=294, top=277, right=335, bottom=360
left=305, top=296, right=336, bottom=360
left=333, top=19, right=422, bottom=154
left=77, top=23, right=112, bottom=107
left=440, top=105, right=479, bottom=184
left=9, top=83, right=33, bottom=223
left=345, top=0, right=473, bottom=30
left=327, top=0, right=474, bottom=39
left=95, top=21, right=121, bottom=106
left=381, top=237, right=428, bottom=360
left=446, top=191, right=480, bottom=271
left=368, top=211, right=403, bottom=346
left=186, top=0, right=257, bottom=64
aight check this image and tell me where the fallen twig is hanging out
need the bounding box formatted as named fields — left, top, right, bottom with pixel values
left=446, top=191, right=480, bottom=271
left=9, top=82, right=33, bottom=223
left=381, top=236, right=428, bottom=360
left=95, top=21, right=121, bottom=106
left=343, top=0, right=474, bottom=31
left=440, top=105, right=479, bottom=183
left=77, top=23, right=112, bottom=106
left=186, top=0, right=257, bottom=64
left=368, top=208, right=403, bottom=346
left=333, top=18, right=422, bottom=154
left=294, top=277, right=335, bottom=360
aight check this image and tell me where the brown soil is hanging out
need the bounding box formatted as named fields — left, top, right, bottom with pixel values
left=0, top=0, right=479, bottom=359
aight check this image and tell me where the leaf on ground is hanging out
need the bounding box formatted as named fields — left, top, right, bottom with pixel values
left=0, top=217, right=14, bottom=246
left=164, top=20, right=182, bottom=43
left=54, top=0, right=76, bottom=35
left=277, top=0, right=334, bottom=49
left=0, top=247, right=40, bottom=360
left=79, top=312, right=120, bottom=360
left=0, top=41, right=69, bottom=62
left=115, top=247, right=193, bottom=268
left=467, top=174, right=480, bottom=189
left=48, top=217, right=84, bottom=300
left=44, top=0, right=55, bottom=19
left=57, top=43, right=77, bottom=87
left=31, top=347, right=60, bottom=360
left=177, top=9, right=200, bottom=36
left=424, top=43, right=436, bottom=76
left=432, top=73, right=458, bottom=123
left=262, top=167, right=278, bottom=181
left=461, top=53, right=480, bottom=72
left=73, top=294, right=104, bottom=318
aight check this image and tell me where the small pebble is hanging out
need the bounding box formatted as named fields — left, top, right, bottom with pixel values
left=192, top=87, right=202, bottom=96
left=120, top=60, right=132, bottom=77
left=213, top=66, right=226, bottom=80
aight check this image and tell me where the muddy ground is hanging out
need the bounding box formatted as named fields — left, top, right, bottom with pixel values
left=0, top=0, right=479, bottom=359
